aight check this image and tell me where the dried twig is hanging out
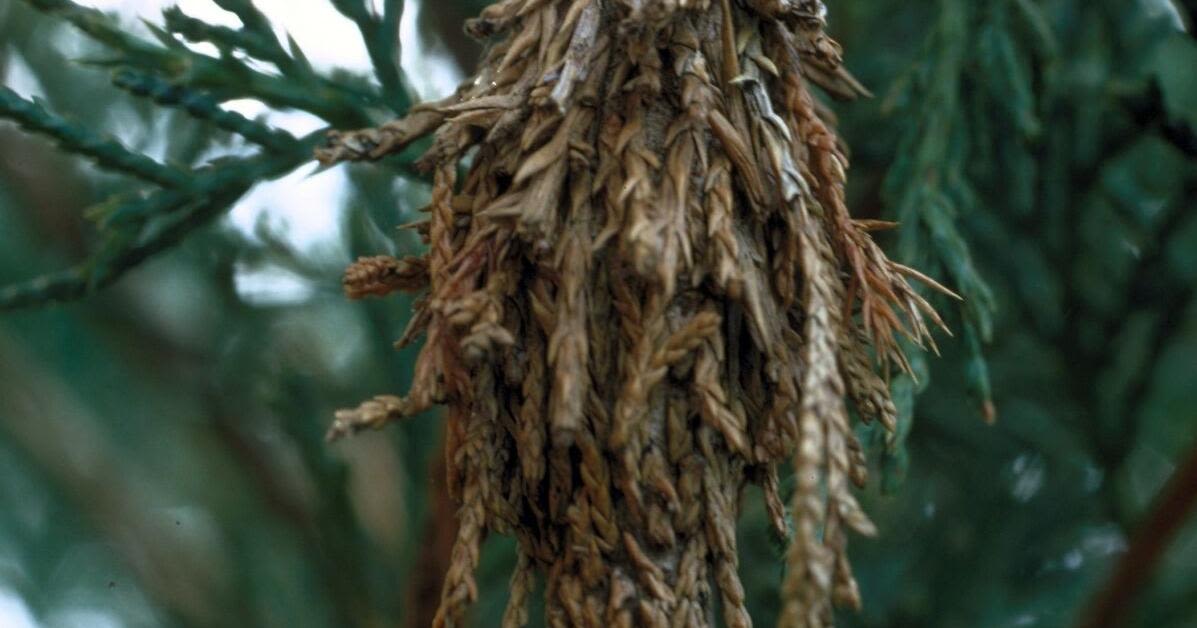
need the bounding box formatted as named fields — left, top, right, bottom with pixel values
left=1075, top=436, right=1197, bottom=628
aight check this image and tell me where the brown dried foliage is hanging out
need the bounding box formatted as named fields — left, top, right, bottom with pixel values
left=318, top=1, right=949, bottom=626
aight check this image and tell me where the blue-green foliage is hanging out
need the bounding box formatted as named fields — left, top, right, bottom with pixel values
left=0, top=0, right=416, bottom=312
left=0, top=1, right=1195, bottom=627
left=740, top=1, right=1197, bottom=626
left=0, top=1, right=434, bottom=626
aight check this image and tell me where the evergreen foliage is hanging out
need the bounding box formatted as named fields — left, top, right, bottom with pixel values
left=0, top=1, right=1193, bottom=627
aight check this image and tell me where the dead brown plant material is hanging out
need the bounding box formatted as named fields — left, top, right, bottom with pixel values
left=319, top=1, right=949, bottom=626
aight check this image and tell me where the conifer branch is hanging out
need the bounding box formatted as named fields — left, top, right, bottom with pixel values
left=110, top=68, right=299, bottom=152
left=22, top=0, right=375, bottom=127
left=2, top=0, right=429, bottom=311
left=206, top=0, right=288, bottom=66
left=0, top=86, right=189, bottom=187
left=329, top=0, right=411, bottom=113
left=161, top=6, right=386, bottom=110
left=162, top=6, right=288, bottom=69
left=881, top=0, right=1054, bottom=423
left=0, top=133, right=322, bottom=311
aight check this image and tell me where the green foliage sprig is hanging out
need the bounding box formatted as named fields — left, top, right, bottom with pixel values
left=882, top=0, right=1053, bottom=422
left=327, top=0, right=410, bottom=111
left=0, top=86, right=191, bottom=188
left=0, top=0, right=419, bottom=311
left=109, top=68, right=300, bottom=152
left=0, top=133, right=321, bottom=309
left=861, top=0, right=1062, bottom=492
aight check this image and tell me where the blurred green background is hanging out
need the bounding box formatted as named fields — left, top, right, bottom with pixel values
left=0, top=0, right=1194, bottom=626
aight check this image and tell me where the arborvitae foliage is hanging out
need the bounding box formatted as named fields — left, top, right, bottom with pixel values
left=0, top=1, right=1194, bottom=627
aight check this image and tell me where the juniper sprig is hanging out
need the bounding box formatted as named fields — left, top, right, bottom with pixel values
left=0, top=0, right=419, bottom=311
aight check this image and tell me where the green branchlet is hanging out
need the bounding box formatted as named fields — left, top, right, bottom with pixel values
left=111, top=68, right=299, bottom=152
left=162, top=6, right=291, bottom=70
left=329, top=0, right=411, bottom=112
left=0, top=134, right=321, bottom=310
left=2, top=0, right=418, bottom=310
left=879, top=0, right=1052, bottom=455
left=161, top=6, right=385, bottom=111
left=0, top=86, right=189, bottom=188
left=23, top=0, right=376, bottom=127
